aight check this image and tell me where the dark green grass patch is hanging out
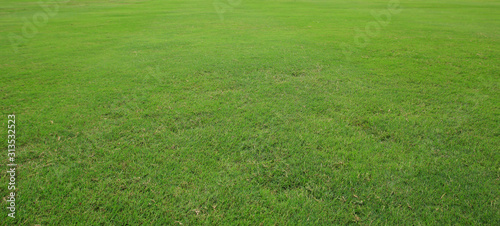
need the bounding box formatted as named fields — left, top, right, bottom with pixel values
left=0, top=0, right=499, bottom=224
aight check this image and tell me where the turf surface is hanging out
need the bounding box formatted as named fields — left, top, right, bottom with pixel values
left=1, top=0, right=499, bottom=224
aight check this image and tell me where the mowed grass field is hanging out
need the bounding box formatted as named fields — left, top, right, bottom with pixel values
left=1, top=0, right=499, bottom=224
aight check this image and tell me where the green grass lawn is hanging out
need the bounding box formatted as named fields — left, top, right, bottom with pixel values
left=1, top=0, right=499, bottom=224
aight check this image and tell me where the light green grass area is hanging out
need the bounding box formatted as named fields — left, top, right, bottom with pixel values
left=0, top=0, right=499, bottom=224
